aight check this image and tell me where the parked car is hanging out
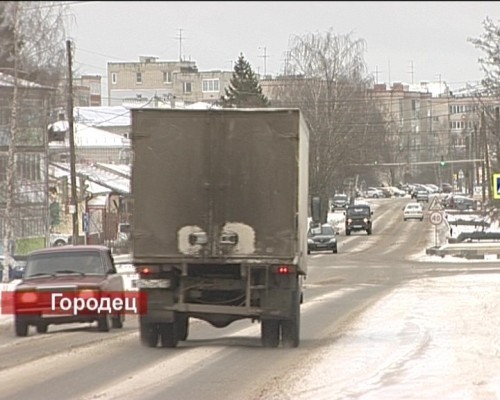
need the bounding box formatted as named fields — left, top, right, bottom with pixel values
left=444, top=195, right=477, bottom=210
left=403, top=202, right=424, bottom=221
left=331, top=194, right=349, bottom=210
left=13, top=245, right=125, bottom=337
left=49, top=232, right=72, bottom=247
left=378, top=187, right=393, bottom=198
left=365, top=187, right=384, bottom=198
left=345, top=204, right=373, bottom=235
left=390, top=186, right=407, bottom=197
left=0, top=255, right=24, bottom=281
left=307, top=224, right=338, bottom=254
left=440, top=183, right=453, bottom=193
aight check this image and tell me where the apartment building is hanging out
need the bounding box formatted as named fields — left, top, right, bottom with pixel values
left=107, top=56, right=233, bottom=107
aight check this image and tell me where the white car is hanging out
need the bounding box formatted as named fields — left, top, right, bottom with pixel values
left=365, top=187, right=384, bottom=198
left=403, top=202, right=424, bottom=221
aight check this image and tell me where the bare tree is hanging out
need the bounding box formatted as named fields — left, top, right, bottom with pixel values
left=270, top=30, right=387, bottom=218
left=468, top=18, right=500, bottom=175
left=1, top=1, right=67, bottom=282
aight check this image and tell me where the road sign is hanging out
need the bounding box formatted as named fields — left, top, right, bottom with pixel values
left=429, top=211, right=443, bottom=225
left=428, top=196, right=442, bottom=211
left=493, top=173, right=500, bottom=199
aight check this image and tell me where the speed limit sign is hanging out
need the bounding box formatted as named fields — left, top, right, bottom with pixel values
left=429, top=211, right=443, bottom=225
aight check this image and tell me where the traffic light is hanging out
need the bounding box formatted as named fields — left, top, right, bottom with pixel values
left=440, top=156, right=446, bottom=167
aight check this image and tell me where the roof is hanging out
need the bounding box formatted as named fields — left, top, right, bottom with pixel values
left=50, top=162, right=130, bottom=195
left=0, top=72, right=52, bottom=90
left=48, top=123, right=130, bottom=148
left=28, top=245, right=111, bottom=256
left=74, top=106, right=131, bottom=127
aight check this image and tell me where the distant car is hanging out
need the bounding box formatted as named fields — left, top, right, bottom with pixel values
left=378, top=187, right=393, bottom=198
left=415, top=190, right=429, bottom=202
left=390, top=186, right=406, bottom=197
left=13, top=245, right=125, bottom=337
left=345, top=204, right=373, bottom=235
left=0, top=255, right=24, bottom=281
left=307, top=224, right=338, bottom=254
left=331, top=194, right=349, bottom=210
left=49, top=233, right=72, bottom=247
left=403, top=202, right=424, bottom=221
left=445, top=195, right=477, bottom=210
left=366, top=187, right=384, bottom=198
left=440, top=183, right=453, bottom=193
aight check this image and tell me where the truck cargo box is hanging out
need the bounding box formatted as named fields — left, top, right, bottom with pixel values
left=131, top=108, right=309, bottom=271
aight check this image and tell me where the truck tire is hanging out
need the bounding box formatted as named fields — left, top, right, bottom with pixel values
left=112, top=313, right=124, bottom=329
left=261, top=319, right=280, bottom=348
left=177, top=314, right=189, bottom=341
left=159, top=322, right=179, bottom=348
left=281, top=291, right=300, bottom=348
left=140, top=322, right=159, bottom=347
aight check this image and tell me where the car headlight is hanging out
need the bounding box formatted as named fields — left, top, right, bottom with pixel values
left=347, top=218, right=352, bottom=224
left=363, top=218, right=368, bottom=223
left=329, top=238, right=337, bottom=243
left=308, top=239, right=314, bottom=244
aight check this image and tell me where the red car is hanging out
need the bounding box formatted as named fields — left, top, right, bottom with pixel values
left=13, top=245, right=125, bottom=337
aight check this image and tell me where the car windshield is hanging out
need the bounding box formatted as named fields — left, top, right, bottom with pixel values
left=406, top=205, right=421, bottom=210
left=309, top=225, right=335, bottom=236
left=333, top=195, right=347, bottom=201
left=347, top=207, right=370, bottom=216
left=24, top=251, right=103, bottom=277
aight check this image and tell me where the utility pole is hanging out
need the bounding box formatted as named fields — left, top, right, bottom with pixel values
left=66, top=40, right=79, bottom=245
left=258, top=46, right=269, bottom=77
left=175, top=28, right=184, bottom=62
left=408, top=60, right=414, bottom=84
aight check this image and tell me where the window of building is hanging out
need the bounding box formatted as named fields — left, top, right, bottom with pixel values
left=163, top=71, right=172, bottom=83
left=136, top=72, right=142, bottom=84
left=202, top=79, right=220, bottom=92
left=183, top=82, right=192, bottom=93
left=111, top=73, right=117, bottom=85
left=89, top=82, right=100, bottom=95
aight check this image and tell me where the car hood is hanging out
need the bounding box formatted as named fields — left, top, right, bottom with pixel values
left=16, top=275, right=106, bottom=290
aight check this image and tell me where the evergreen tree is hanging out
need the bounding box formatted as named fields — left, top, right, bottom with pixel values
left=222, top=53, right=270, bottom=108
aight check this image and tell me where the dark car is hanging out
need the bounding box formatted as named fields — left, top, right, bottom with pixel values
left=308, top=224, right=338, bottom=254
left=445, top=195, right=477, bottom=210
left=345, top=204, right=373, bottom=235
left=13, top=245, right=125, bottom=337
left=440, top=183, right=453, bottom=193
left=415, top=190, right=429, bottom=203
left=0, top=255, right=25, bottom=281
left=331, top=194, right=349, bottom=210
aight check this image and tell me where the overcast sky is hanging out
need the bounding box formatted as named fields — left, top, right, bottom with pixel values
left=67, top=1, right=500, bottom=91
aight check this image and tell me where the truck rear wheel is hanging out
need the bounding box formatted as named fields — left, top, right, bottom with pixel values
left=159, top=322, right=179, bottom=348
left=261, top=319, right=280, bottom=348
left=140, top=322, right=159, bottom=347
left=281, top=292, right=300, bottom=348
left=177, top=314, right=189, bottom=341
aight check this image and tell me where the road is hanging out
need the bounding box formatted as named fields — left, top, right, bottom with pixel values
left=0, top=197, right=496, bottom=400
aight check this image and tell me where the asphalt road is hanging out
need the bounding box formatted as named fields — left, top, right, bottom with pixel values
left=0, top=197, right=495, bottom=400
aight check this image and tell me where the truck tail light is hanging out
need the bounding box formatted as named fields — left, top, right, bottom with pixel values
left=273, top=265, right=295, bottom=275
left=136, top=265, right=161, bottom=276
